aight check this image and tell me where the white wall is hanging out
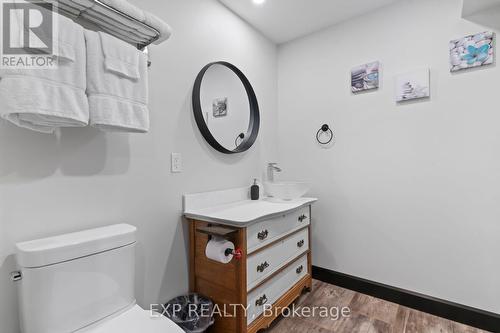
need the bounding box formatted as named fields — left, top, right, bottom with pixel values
left=0, top=0, right=277, bottom=331
left=278, top=0, right=500, bottom=314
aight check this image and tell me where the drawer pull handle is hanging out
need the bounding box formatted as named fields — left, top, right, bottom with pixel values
left=257, top=261, right=270, bottom=273
left=296, top=265, right=304, bottom=274
left=297, top=240, right=305, bottom=248
left=255, top=294, right=268, bottom=306
left=298, top=214, right=308, bottom=222
left=257, top=230, right=269, bottom=240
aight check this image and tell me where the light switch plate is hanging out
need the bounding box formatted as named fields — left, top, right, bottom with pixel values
left=171, top=153, right=182, bottom=173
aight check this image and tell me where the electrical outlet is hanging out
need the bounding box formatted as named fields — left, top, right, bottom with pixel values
left=171, top=153, right=182, bottom=173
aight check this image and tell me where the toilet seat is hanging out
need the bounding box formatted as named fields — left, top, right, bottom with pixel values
left=83, top=305, right=184, bottom=333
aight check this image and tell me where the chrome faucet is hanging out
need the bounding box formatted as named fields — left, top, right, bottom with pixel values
left=267, top=163, right=282, bottom=182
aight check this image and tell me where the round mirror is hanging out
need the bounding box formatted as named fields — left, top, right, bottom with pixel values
left=192, top=62, right=260, bottom=154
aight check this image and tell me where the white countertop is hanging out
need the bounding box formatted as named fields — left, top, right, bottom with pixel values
left=184, top=197, right=317, bottom=226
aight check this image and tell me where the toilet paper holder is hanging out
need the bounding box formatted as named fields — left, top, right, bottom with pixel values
left=197, top=224, right=243, bottom=261
left=196, top=224, right=239, bottom=239
left=225, top=247, right=243, bottom=260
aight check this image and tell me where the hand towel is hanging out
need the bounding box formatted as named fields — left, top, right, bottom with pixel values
left=0, top=11, right=89, bottom=133
left=84, top=30, right=149, bottom=133
left=99, top=32, right=140, bottom=79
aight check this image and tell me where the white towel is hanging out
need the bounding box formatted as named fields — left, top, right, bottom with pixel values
left=84, top=30, right=149, bottom=133
left=51, top=0, right=149, bottom=44
left=100, top=32, right=140, bottom=79
left=0, top=12, right=89, bottom=133
left=45, top=0, right=94, bottom=20
left=80, top=14, right=146, bottom=44
left=143, top=12, right=172, bottom=44
left=57, top=0, right=171, bottom=45
left=96, top=0, right=146, bottom=22
left=97, top=0, right=171, bottom=44
left=48, top=0, right=92, bottom=13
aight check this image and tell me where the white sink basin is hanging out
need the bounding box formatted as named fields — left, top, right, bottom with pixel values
left=264, top=181, right=310, bottom=201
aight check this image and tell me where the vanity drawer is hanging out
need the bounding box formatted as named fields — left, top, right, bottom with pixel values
left=247, top=254, right=308, bottom=325
left=247, top=228, right=309, bottom=291
left=247, top=206, right=310, bottom=254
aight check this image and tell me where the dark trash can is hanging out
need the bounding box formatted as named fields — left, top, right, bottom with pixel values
left=164, top=293, right=215, bottom=333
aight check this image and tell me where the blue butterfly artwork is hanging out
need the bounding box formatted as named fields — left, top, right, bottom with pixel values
left=462, top=45, right=491, bottom=65
left=450, top=32, right=494, bottom=72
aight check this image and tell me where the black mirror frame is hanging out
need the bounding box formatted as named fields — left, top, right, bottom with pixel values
left=192, top=61, right=260, bottom=154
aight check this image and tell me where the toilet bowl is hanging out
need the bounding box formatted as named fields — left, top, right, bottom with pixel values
left=14, top=224, right=183, bottom=333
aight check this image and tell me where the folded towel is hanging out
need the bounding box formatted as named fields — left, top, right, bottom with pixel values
left=47, top=0, right=92, bottom=13
left=0, top=12, right=89, bottom=133
left=143, top=12, right=172, bottom=45
left=96, top=0, right=171, bottom=44
left=57, top=0, right=171, bottom=45
left=44, top=0, right=94, bottom=20
left=54, top=0, right=149, bottom=44
left=86, top=3, right=144, bottom=33
left=80, top=13, right=146, bottom=44
left=84, top=30, right=149, bottom=133
left=69, top=0, right=95, bottom=8
left=97, top=0, right=146, bottom=22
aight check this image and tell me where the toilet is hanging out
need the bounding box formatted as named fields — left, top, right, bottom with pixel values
left=14, top=224, right=184, bottom=333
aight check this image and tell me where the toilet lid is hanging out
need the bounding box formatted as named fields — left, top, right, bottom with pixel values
left=84, top=305, right=184, bottom=333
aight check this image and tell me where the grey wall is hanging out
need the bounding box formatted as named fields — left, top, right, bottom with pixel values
left=0, top=1, right=277, bottom=332
left=277, top=0, right=500, bottom=314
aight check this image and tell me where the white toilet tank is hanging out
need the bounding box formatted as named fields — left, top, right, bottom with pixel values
left=15, top=224, right=137, bottom=333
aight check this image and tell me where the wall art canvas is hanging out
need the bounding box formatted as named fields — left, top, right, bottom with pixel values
left=395, top=69, right=430, bottom=102
left=351, top=61, right=379, bottom=93
left=450, top=31, right=495, bottom=72
left=213, top=97, right=228, bottom=117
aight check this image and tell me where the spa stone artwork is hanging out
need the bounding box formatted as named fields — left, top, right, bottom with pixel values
left=450, top=31, right=495, bottom=72
left=213, top=97, right=228, bottom=117
left=395, top=69, right=430, bottom=102
left=351, top=61, right=380, bottom=92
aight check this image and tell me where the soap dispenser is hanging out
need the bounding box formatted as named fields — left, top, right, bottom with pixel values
left=251, top=179, right=260, bottom=200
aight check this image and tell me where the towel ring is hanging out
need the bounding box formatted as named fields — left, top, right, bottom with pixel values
left=316, top=124, right=334, bottom=145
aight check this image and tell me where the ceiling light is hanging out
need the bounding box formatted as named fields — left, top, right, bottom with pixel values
left=253, top=0, right=266, bottom=5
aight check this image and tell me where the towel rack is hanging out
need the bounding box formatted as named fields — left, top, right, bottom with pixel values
left=39, top=0, right=161, bottom=65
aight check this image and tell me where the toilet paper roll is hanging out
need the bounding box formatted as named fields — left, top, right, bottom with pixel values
left=205, top=237, right=235, bottom=264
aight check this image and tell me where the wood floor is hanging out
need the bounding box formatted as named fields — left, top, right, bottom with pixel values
left=265, top=280, right=490, bottom=333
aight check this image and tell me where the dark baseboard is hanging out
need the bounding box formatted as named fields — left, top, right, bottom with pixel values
left=312, top=266, right=500, bottom=332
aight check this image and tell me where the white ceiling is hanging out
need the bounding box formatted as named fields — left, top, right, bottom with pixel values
left=218, top=0, right=402, bottom=44
left=462, top=0, right=500, bottom=16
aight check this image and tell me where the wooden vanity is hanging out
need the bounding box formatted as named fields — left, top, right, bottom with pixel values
left=184, top=189, right=317, bottom=333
